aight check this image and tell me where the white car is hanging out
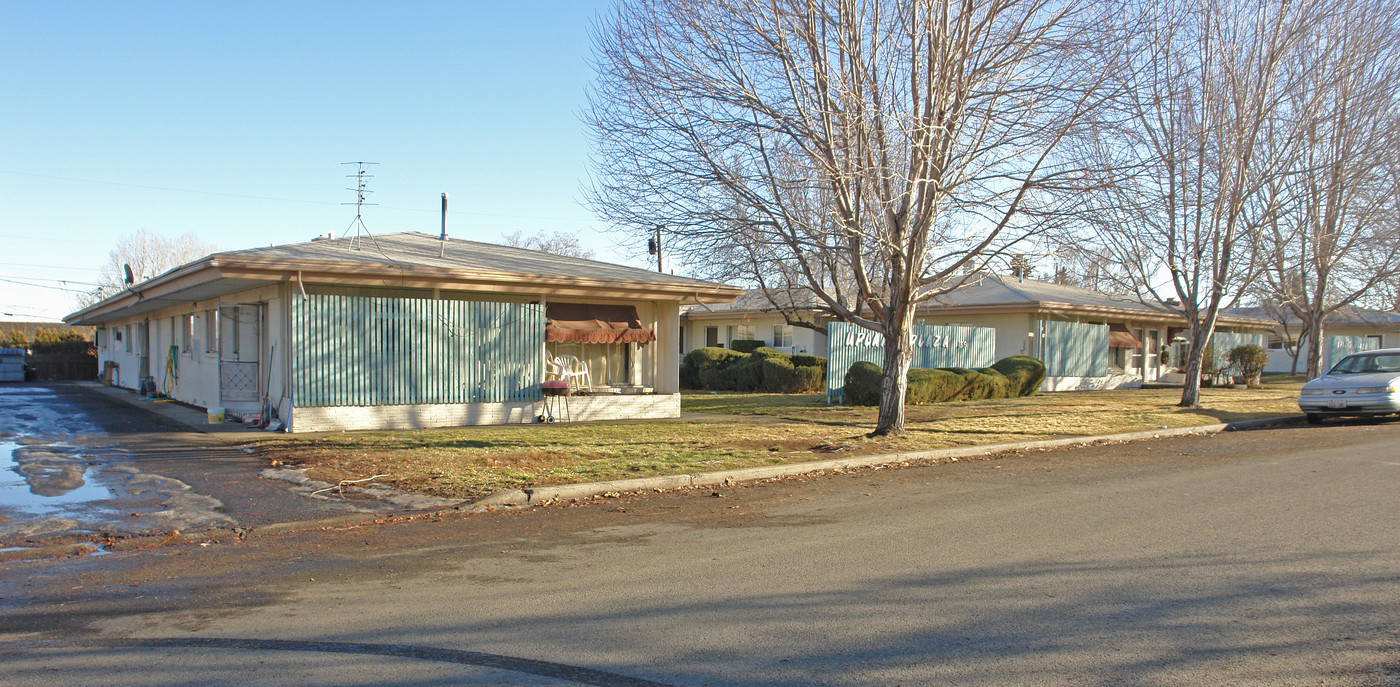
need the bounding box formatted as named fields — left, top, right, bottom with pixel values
left=1298, top=348, right=1400, bottom=424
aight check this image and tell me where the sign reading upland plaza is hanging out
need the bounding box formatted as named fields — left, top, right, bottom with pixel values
left=827, top=322, right=996, bottom=403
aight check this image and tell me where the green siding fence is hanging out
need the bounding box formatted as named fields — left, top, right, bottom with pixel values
left=1324, top=335, right=1379, bottom=372
left=1209, top=331, right=1268, bottom=373
left=826, top=322, right=996, bottom=404
left=292, top=294, right=544, bottom=408
left=1039, top=320, right=1108, bottom=377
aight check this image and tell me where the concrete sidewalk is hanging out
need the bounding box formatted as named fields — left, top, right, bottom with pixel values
left=74, top=381, right=275, bottom=443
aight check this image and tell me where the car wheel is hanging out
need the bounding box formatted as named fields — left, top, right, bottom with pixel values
left=1305, top=413, right=1323, bottom=425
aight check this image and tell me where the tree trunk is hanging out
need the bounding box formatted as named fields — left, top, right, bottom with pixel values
left=1305, top=314, right=1327, bottom=379
left=1178, top=326, right=1210, bottom=408
left=870, top=311, right=915, bottom=437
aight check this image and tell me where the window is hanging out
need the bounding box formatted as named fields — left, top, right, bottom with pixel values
left=772, top=324, right=792, bottom=348
left=123, top=324, right=131, bottom=353
left=546, top=341, right=632, bottom=387
left=204, top=310, right=218, bottom=353
left=180, top=314, right=193, bottom=354
left=727, top=324, right=756, bottom=343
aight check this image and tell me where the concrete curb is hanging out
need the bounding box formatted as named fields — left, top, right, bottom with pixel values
left=0, top=413, right=1305, bottom=563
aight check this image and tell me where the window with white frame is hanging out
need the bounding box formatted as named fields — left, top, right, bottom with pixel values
left=727, top=324, right=756, bottom=344
left=204, top=310, right=218, bottom=353
left=180, top=314, right=193, bottom=355
left=772, top=324, right=792, bottom=348
left=123, top=324, right=131, bottom=353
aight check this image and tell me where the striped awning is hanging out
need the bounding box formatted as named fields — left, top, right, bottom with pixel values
left=1109, top=324, right=1143, bottom=348
left=545, top=303, right=655, bottom=344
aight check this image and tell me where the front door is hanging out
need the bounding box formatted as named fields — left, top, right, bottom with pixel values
left=218, top=304, right=262, bottom=407
left=136, top=321, right=150, bottom=381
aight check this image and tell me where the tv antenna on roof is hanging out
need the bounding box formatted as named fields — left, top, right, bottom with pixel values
left=341, top=161, right=381, bottom=251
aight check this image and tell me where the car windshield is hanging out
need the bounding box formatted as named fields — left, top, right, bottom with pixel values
left=1329, top=353, right=1400, bottom=374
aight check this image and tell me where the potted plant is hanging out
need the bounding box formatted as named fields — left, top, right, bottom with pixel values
left=1227, top=344, right=1269, bottom=389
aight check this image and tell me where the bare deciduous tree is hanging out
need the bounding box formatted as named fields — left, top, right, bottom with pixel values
left=81, top=230, right=216, bottom=306
left=1070, top=0, right=1311, bottom=407
left=1257, top=0, right=1400, bottom=378
left=587, top=0, right=1116, bottom=435
left=501, top=229, right=596, bottom=259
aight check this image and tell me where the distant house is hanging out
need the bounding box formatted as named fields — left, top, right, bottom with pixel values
left=680, top=289, right=832, bottom=356
left=65, top=232, right=739, bottom=432
left=685, top=275, right=1273, bottom=393
left=1231, top=305, right=1400, bottom=373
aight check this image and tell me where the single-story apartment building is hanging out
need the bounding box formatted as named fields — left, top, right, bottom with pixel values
left=1231, top=305, right=1400, bottom=373
left=917, top=275, right=1273, bottom=390
left=684, top=275, right=1274, bottom=394
left=679, top=289, right=831, bottom=356
left=65, top=232, right=739, bottom=432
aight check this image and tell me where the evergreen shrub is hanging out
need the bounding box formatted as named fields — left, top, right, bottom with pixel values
left=989, top=355, right=1047, bottom=396
left=843, top=355, right=1047, bottom=405
left=730, top=339, right=766, bottom=353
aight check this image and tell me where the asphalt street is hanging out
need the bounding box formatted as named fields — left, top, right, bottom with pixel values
left=1, top=408, right=1398, bottom=685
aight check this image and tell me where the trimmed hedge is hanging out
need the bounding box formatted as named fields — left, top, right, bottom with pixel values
left=989, top=355, right=1046, bottom=397
left=843, top=355, right=1046, bottom=405
left=843, top=361, right=884, bottom=405
left=681, top=346, right=827, bottom=393
left=684, top=347, right=749, bottom=371
left=730, top=339, right=766, bottom=353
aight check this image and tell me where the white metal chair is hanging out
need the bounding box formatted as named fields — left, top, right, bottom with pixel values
left=553, top=355, right=592, bottom=391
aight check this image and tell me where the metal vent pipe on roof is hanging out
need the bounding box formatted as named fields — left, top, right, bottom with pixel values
left=440, top=193, right=448, bottom=240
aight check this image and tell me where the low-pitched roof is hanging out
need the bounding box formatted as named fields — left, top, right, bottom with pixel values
left=67, top=232, right=740, bottom=325
left=1230, top=304, right=1400, bottom=330
left=925, top=275, right=1270, bottom=327
left=681, top=275, right=1272, bottom=328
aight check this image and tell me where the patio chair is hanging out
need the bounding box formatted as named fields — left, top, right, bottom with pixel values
left=553, top=355, right=592, bottom=391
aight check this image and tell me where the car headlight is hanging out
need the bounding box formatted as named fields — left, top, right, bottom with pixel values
left=1353, top=386, right=1396, bottom=394
left=1300, top=389, right=1327, bottom=395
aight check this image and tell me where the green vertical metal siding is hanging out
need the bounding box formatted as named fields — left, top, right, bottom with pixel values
left=1324, top=335, right=1378, bottom=371
left=826, top=322, right=997, bottom=403
left=1210, top=330, right=1267, bottom=372
left=291, top=294, right=544, bottom=408
left=1040, top=320, right=1108, bottom=377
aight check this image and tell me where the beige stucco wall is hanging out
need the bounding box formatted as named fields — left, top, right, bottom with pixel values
left=1265, top=326, right=1400, bottom=373
left=680, top=314, right=828, bottom=356
left=93, top=283, right=284, bottom=419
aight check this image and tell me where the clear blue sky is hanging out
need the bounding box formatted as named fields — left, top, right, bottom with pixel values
left=1, top=0, right=637, bottom=322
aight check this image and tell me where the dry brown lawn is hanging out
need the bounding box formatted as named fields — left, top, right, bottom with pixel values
left=256, top=377, right=1305, bottom=500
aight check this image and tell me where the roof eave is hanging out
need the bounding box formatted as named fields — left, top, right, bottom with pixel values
left=64, top=257, right=224, bottom=325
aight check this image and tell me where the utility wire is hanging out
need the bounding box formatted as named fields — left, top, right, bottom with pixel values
left=0, top=277, right=94, bottom=293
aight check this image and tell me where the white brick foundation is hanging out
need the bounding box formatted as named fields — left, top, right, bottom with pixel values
left=289, top=394, right=682, bottom=432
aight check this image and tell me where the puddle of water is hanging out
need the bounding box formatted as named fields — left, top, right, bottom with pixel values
left=0, top=441, right=118, bottom=518
left=0, top=386, right=58, bottom=396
